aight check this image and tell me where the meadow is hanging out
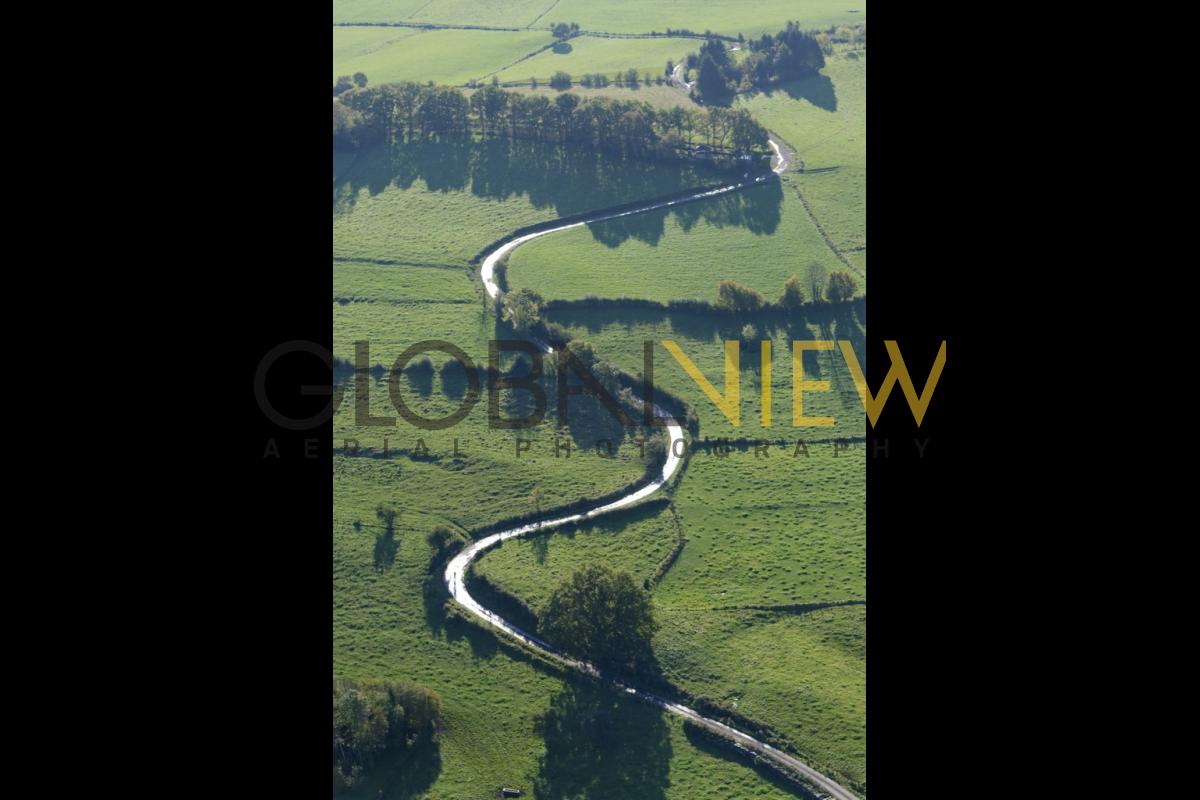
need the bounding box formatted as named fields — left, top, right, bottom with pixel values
left=503, top=48, right=867, bottom=302
left=491, top=35, right=696, bottom=84
left=476, top=447, right=866, bottom=785
left=333, top=0, right=869, bottom=37
left=545, top=306, right=867, bottom=442
left=333, top=27, right=550, bottom=86
left=333, top=23, right=868, bottom=798
left=739, top=50, right=866, bottom=275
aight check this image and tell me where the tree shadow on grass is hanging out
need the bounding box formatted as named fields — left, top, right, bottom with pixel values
left=343, top=729, right=441, bottom=800
left=680, top=722, right=810, bottom=798
left=759, top=73, right=838, bottom=112
left=334, top=137, right=782, bottom=248
left=533, top=680, right=672, bottom=800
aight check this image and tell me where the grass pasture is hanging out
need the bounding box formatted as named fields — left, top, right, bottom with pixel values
left=493, top=35, right=697, bottom=84
left=333, top=27, right=867, bottom=794
left=332, top=27, right=552, bottom=86
left=333, top=0, right=867, bottom=35
left=504, top=179, right=849, bottom=303
left=548, top=0, right=867, bottom=38
left=476, top=448, right=866, bottom=787
left=739, top=51, right=866, bottom=275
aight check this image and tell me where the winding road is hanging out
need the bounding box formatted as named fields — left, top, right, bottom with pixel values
left=443, top=143, right=859, bottom=800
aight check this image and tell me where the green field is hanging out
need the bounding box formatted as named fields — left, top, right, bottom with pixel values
left=504, top=49, right=867, bottom=302
left=476, top=448, right=866, bottom=784
left=739, top=50, right=866, bottom=273
left=333, top=0, right=868, bottom=37
left=333, top=27, right=551, bottom=85
left=505, top=180, right=846, bottom=303
left=493, top=35, right=696, bottom=83
left=333, top=20, right=867, bottom=798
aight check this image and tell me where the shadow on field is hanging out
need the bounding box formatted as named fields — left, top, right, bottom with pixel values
left=759, top=73, right=839, bottom=112
left=533, top=680, right=672, bottom=800
left=343, top=730, right=441, bottom=800
left=680, top=722, right=810, bottom=798
left=548, top=302, right=865, bottom=365
left=585, top=178, right=782, bottom=248
left=333, top=138, right=782, bottom=248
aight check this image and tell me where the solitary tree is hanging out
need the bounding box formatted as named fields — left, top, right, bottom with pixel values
left=501, top=288, right=544, bottom=331
left=696, top=55, right=727, bottom=103
left=539, top=564, right=658, bottom=673
left=352, top=72, right=368, bottom=88
left=716, top=279, right=764, bottom=312
left=779, top=274, right=806, bottom=309
left=530, top=486, right=544, bottom=513
left=826, top=271, right=859, bottom=303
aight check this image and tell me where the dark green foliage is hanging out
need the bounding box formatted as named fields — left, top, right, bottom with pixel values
left=716, top=279, right=765, bottom=312
left=538, top=564, right=658, bottom=673
left=332, top=678, right=442, bottom=793
left=825, top=271, right=859, bottom=302
left=779, top=274, right=806, bottom=308
left=333, top=82, right=768, bottom=164
left=689, top=22, right=826, bottom=103
left=501, top=288, right=545, bottom=331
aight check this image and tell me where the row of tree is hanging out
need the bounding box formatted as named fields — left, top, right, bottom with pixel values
left=334, top=82, right=770, bottom=161
left=332, top=678, right=442, bottom=792
left=689, top=22, right=827, bottom=103
left=716, top=270, right=861, bottom=312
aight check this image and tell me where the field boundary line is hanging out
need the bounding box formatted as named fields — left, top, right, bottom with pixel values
left=527, top=0, right=560, bottom=29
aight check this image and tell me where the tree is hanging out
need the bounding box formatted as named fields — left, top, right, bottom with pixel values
left=352, top=72, right=368, bottom=88
left=501, top=288, right=544, bottom=331
left=539, top=564, right=658, bottom=673
left=426, top=524, right=461, bottom=554
left=531, top=76, right=538, bottom=90
left=779, top=274, right=806, bottom=308
left=549, top=71, right=572, bottom=90
left=716, top=279, right=764, bottom=312
left=695, top=55, right=727, bottom=103
left=333, top=678, right=442, bottom=792
left=530, top=486, right=544, bottom=513
left=666, top=59, right=674, bottom=77
left=333, top=75, right=354, bottom=95
left=826, top=271, right=859, bottom=302
left=625, top=68, right=639, bottom=87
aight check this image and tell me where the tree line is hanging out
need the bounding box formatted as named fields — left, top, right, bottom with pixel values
left=334, top=81, right=770, bottom=162
left=332, top=677, right=442, bottom=792
left=688, top=21, right=827, bottom=103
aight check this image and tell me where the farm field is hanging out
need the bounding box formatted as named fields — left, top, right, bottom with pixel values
left=332, top=0, right=550, bottom=26
left=333, top=13, right=867, bottom=799
left=492, top=35, right=696, bottom=84
left=335, top=477, right=807, bottom=800
left=552, top=0, right=866, bottom=37
left=332, top=27, right=550, bottom=86
left=504, top=179, right=847, bottom=302
left=477, top=449, right=866, bottom=785
left=504, top=49, right=867, bottom=303
left=332, top=0, right=868, bottom=38
left=739, top=51, right=866, bottom=273
left=334, top=138, right=733, bottom=267
left=546, top=307, right=867, bottom=442
left=502, top=82, right=701, bottom=110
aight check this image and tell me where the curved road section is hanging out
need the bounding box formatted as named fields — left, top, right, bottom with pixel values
left=444, top=147, right=859, bottom=800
